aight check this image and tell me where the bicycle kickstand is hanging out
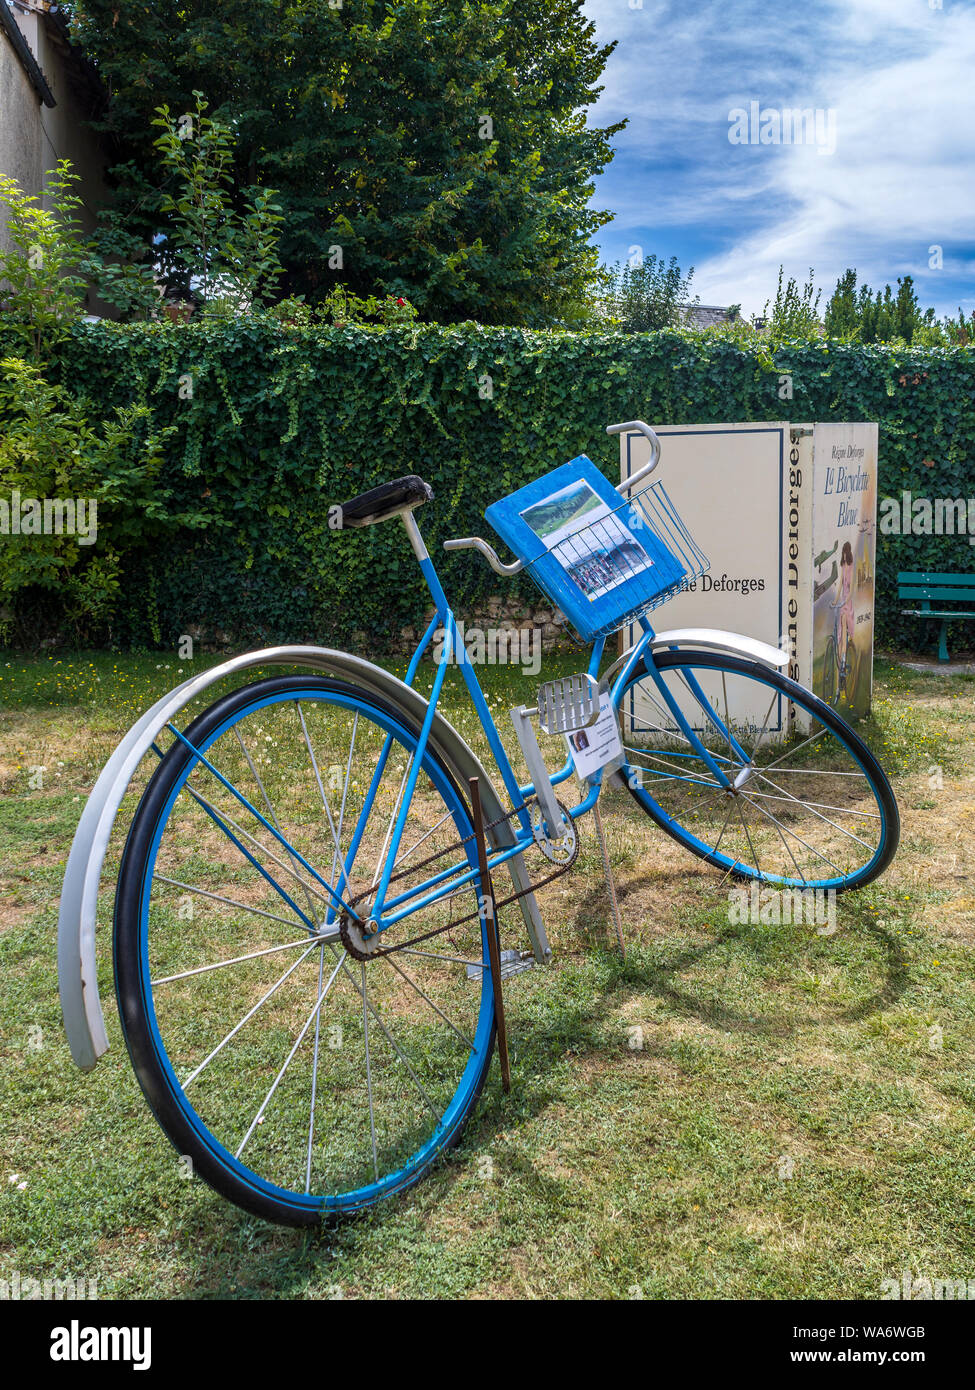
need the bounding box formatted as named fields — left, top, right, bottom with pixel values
left=469, top=778, right=512, bottom=1093
left=592, top=801, right=626, bottom=959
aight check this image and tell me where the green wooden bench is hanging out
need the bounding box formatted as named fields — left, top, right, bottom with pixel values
left=898, top=570, right=975, bottom=662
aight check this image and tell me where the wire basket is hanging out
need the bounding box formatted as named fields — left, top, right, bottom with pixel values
left=524, top=480, right=710, bottom=642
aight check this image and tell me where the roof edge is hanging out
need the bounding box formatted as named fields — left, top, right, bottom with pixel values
left=1, top=1, right=57, bottom=107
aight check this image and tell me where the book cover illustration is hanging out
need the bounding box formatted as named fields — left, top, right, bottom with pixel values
left=810, top=423, right=877, bottom=718
left=519, top=478, right=658, bottom=602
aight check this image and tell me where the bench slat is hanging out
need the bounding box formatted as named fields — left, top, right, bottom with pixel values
left=898, top=570, right=975, bottom=587
left=898, top=587, right=975, bottom=602
left=902, top=608, right=975, bottom=618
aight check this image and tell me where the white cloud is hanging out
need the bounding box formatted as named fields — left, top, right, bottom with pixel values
left=585, top=0, right=975, bottom=316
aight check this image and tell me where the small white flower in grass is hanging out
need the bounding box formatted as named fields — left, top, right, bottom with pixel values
left=8, top=1174, right=19, bottom=1184
left=17, top=1181, right=26, bottom=1191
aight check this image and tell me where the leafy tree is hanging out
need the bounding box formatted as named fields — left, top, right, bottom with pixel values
left=66, top=0, right=623, bottom=325
left=151, top=93, right=285, bottom=310
left=760, top=267, right=821, bottom=340
left=0, top=162, right=89, bottom=359
left=823, top=268, right=938, bottom=344
left=942, top=307, right=975, bottom=346
left=598, top=255, right=695, bottom=332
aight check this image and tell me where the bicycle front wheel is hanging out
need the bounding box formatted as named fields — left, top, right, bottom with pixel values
left=114, top=675, right=496, bottom=1225
left=616, top=651, right=899, bottom=891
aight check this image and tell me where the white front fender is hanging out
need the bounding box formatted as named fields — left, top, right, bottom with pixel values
left=58, top=646, right=548, bottom=1072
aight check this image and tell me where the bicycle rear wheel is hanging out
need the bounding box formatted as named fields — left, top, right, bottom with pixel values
left=615, top=651, right=899, bottom=891
left=114, top=675, right=496, bottom=1225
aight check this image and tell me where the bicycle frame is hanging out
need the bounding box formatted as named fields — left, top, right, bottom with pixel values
left=335, top=511, right=755, bottom=941
left=58, top=514, right=789, bottom=1074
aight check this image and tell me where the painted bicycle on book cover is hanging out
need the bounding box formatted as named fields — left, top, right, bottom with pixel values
left=58, top=421, right=900, bottom=1225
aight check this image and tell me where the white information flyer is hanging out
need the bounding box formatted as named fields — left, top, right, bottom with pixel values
left=564, top=691, right=623, bottom=780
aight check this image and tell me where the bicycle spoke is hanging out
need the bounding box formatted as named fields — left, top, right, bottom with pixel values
left=751, top=794, right=808, bottom=883
left=182, top=943, right=319, bottom=1089
left=181, top=775, right=329, bottom=912
left=155, top=935, right=323, bottom=985
left=734, top=797, right=762, bottom=880
left=167, top=722, right=350, bottom=915
left=744, top=687, right=781, bottom=765
left=761, top=726, right=828, bottom=771
left=235, top=950, right=346, bottom=1159
left=721, top=671, right=735, bottom=766
left=396, top=809, right=455, bottom=866
left=753, top=770, right=876, bottom=852
left=739, top=793, right=844, bottom=876
left=232, top=721, right=323, bottom=923
left=331, top=710, right=358, bottom=881
left=295, top=701, right=342, bottom=866
left=369, top=752, right=415, bottom=892
left=383, top=955, right=474, bottom=1050
left=624, top=754, right=724, bottom=788
left=152, top=875, right=308, bottom=931
left=711, top=798, right=736, bottom=860
left=754, top=765, right=869, bottom=778
left=737, top=788, right=880, bottom=818
left=305, top=943, right=326, bottom=1194
left=331, top=949, right=440, bottom=1120
left=176, top=779, right=318, bottom=930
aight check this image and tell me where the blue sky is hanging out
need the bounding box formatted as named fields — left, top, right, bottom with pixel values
left=584, top=0, right=975, bottom=319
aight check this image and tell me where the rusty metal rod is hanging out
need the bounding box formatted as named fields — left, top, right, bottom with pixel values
left=469, top=777, right=511, bottom=1093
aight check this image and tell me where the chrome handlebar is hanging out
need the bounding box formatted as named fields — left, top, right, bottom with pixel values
left=443, top=420, right=662, bottom=573
left=607, top=419, right=662, bottom=493
left=442, top=536, right=525, bottom=576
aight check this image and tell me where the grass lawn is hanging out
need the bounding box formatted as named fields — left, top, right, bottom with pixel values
left=0, top=647, right=973, bottom=1299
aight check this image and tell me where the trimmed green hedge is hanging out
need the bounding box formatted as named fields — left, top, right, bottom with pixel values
left=17, top=320, right=975, bottom=651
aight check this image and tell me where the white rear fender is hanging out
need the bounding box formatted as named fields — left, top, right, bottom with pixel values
left=58, top=646, right=548, bottom=1072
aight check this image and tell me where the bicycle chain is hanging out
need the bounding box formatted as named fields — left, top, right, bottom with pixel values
left=338, top=796, right=579, bottom=962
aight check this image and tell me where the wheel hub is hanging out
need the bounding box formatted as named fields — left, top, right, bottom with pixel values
left=339, top=914, right=384, bottom=961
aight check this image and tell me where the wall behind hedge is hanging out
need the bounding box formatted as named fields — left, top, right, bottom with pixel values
left=29, top=320, right=975, bottom=651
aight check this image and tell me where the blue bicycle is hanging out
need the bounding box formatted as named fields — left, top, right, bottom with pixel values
left=58, top=422, right=899, bottom=1224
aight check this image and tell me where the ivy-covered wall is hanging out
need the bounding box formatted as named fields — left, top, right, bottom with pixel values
left=30, top=321, right=975, bottom=651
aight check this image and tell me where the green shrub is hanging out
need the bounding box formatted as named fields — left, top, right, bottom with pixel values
left=0, top=356, right=211, bottom=644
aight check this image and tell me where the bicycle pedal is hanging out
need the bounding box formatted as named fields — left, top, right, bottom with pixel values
left=466, top=949, right=536, bottom=982
left=536, top=673, right=600, bottom=734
